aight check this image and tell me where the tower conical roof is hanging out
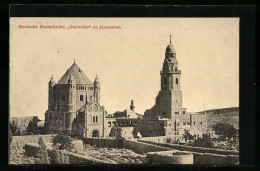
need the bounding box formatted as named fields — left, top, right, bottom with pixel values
left=94, top=75, right=100, bottom=83
left=49, top=75, right=55, bottom=83
left=57, top=62, right=92, bottom=85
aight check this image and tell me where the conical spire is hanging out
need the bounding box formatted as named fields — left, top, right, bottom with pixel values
left=94, top=75, right=100, bottom=83
left=49, top=74, right=55, bottom=83
left=49, top=74, right=56, bottom=88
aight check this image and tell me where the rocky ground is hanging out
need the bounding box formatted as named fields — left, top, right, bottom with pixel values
left=9, top=147, right=38, bottom=165
left=79, top=145, right=148, bottom=164
left=9, top=145, right=147, bottom=165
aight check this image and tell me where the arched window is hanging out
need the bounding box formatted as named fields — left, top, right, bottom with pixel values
left=176, top=78, right=179, bottom=85
left=175, top=110, right=179, bottom=115
left=90, top=95, right=93, bottom=101
left=108, top=121, right=111, bottom=127
left=96, top=116, right=98, bottom=123
left=93, top=116, right=95, bottom=123
left=80, top=95, right=83, bottom=101
left=164, top=78, right=167, bottom=85
left=62, top=95, right=65, bottom=101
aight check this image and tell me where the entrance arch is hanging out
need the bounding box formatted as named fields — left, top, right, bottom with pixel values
left=92, top=130, right=100, bottom=137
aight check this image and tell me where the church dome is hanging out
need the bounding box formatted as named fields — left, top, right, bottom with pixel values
left=166, top=43, right=176, bottom=53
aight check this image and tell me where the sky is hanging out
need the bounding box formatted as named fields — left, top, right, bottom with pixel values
left=10, top=18, right=239, bottom=120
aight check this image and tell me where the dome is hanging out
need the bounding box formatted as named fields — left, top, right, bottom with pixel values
left=166, top=44, right=176, bottom=53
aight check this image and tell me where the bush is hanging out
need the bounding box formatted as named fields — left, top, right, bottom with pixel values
left=183, top=130, right=194, bottom=142
left=52, top=134, right=74, bottom=151
left=36, top=137, right=50, bottom=164
left=193, top=134, right=214, bottom=148
left=9, top=121, right=19, bottom=136
left=9, top=129, right=13, bottom=148
left=166, top=137, right=172, bottom=143
left=51, top=149, right=70, bottom=164
left=27, top=120, right=39, bottom=135
left=213, top=123, right=237, bottom=140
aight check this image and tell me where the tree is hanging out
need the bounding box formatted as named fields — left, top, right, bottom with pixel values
left=9, top=121, right=19, bottom=136
left=213, top=123, right=237, bottom=140
left=27, top=120, right=39, bottom=135
left=183, top=130, right=194, bottom=142
left=36, top=137, right=50, bottom=164
left=52, top=134, right=74, bottom=151
left=51, top=149, right=70, bottom=164
left=193, top=134, right=214, bottom=148
left=71, top=120, right=85, bottom=137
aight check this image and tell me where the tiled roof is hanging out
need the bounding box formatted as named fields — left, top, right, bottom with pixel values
left=57, top=62, right=92, bottom=85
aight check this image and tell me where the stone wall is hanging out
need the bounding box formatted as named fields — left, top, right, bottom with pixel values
left=124, top=139, right=172, bottom=154
left=11, top=135, right=55, bottom=149
left=82, top=138, right=172, bottom=154
left=82, top=137, right=118, bottom=148
left=138, top=140, right=239, bottom=164
left=138, top=140, right=239, bottom=155
left=24, top=143, right=111, bottom=164
left=147, top=151, right=193, bottom=164
left=190, top=151, right=239, bottom=164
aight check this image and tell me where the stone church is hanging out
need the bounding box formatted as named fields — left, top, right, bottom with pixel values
left=44, top=61, right=106, bottom=137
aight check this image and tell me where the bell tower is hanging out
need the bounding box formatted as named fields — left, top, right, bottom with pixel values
left=158, top=35, right=183, bottom=119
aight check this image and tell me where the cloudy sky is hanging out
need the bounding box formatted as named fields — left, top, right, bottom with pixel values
left=10, top=18, right=239, bottom=119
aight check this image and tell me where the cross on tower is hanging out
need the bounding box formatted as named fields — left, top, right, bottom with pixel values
left=170, top=35, right=172, bottom=44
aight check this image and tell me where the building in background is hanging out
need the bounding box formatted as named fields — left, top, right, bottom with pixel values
left=10, top=116, right=42, bottom=135
left=105, top=100, right=143, bottom=139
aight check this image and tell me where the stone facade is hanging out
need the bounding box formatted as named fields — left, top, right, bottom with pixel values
left=134, top=37, right=207, bottom=139
left=45, top=61, right=105, bottom=137
left=105, top=101, right=141, bottom=138
left=44, top=37, right=207, bottom=140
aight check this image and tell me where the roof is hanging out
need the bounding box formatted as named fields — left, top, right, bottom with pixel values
left=166, top=43, right=176, bottom=53
left=77, top=102, right=103, bottom=112
left=57, top=62, right=92, bottom=85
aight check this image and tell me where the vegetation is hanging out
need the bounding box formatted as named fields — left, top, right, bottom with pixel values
left=9, top=129, right=13, bottom=148
left=193, top=134, right=214, bottom=148
left=166, top=137, right=172, bottom=143
left=51, top=149, right=70, bottom=164
left=9, top=121, right=19, bottom=136
left=183, top=130, right=194, bottom=142
left=35, top=137, right=50, bottom=164
left=213, top=123, right=237, bottom=140
left=71, top=120, right=85, bottom=137
left=27, top=120, right=39, bottom=135
left=52, top=133, right=74, bottom=151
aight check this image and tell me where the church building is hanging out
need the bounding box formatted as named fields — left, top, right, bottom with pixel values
left=44, top=61, right=106, bottom=137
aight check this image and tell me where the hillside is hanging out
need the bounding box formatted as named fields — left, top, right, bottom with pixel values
left=197, top=107, right=239, bottom=129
